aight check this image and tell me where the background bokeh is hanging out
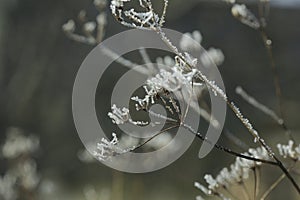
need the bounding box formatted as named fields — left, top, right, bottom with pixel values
left=1, top=0, right=300, bottom=199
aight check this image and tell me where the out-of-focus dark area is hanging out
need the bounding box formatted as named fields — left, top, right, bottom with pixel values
left=0, top=0, right=300, bottom=199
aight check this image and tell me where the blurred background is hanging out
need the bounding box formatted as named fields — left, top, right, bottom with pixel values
left=0, top=0, right=300, bottom=199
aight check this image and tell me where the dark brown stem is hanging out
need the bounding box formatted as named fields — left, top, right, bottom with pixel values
left=257, top=1, right=294, bottom=141
left=182, top=124, right=278, bottom=166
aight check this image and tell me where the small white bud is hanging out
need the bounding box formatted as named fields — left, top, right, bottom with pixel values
left=83, top=22, right=96, bottom=33
left=62, top=20, right=75, bottom=33
left=231, top=4, right=260, bottom=29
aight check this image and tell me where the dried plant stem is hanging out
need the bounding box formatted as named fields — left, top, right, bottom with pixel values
left=139, top=48, right=156, bottom=75
left=256, top=29, right=299, bottom=194
left=259, top=30, right=283, bottom=120
left=253, top=167, right=261, bottom=199
left=224, top=129, right=249, bottom=151
left=200, top=99, right=249, bottom=151
left=240, top=181, right=251, bottom=200
left=261, top=173, right=285, bottom=200
left=159, top=0, right=169, bottom=27
left=236, top=86, right=284, bottom=127
left=256, top=1, right=293, bottom=140
left=131, top=124, right=179, bottom=151
left=258, top=29, right=294, bottom=140
left=223, top=186, right=242, bottom=200
left=130, top=114, right=276, bottom=165
left=261, top=164, right=296, bottom=200
left=154, top=28, right=300, bottom=194
left=182, top=123, right=277, bottom=166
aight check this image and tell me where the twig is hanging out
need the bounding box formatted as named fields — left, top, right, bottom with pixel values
left=153, top=26, right=300, bottom=194
left=260, top=164, right=297, bottom=200
left=256, top=0, right=294, bottom=141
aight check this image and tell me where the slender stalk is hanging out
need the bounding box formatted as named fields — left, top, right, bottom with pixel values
left=253, top=167, right=261, bottom=199
left=154, top=28, right=300, bottom=194
left=260, top=163, right=297, bottom=200
left=243, top=181, right=252, bottom=200
left=240, top=181, right=251, bottom=200
left=107, top=0, right=300, bottom=194
left=182, top=123, right=277, bottom=166
left=260, top=173, right=285, bottom=200
left=236, top=86, right=284, bottom=127
left=130, top=117, right=276, bottom=165
left=257, top=0, right=294, bottom=141
left=223, top=186, right=242, bottom=200
left=132, top=124, right=179, bottom=151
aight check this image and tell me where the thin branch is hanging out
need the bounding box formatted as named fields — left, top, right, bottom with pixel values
left=139, top=48, right=156, bottom=75
left=159, top=0, right=169, bottom=27
left=131, top=124, right=179, bottom=152
left=223, top=186, right=242, bottom=200
left=256, top=0, right=294, bottom=140
left=260, top=173, right=285, bottom=200
left=236, top=86, right=283, bottom=125
left=182, top=123, right=278, bottom=166
left=224, top=129, right=249, bottom=151
left=108, top=0, right=300, bottom=194
left=253, top=167, right=261, bottom=199
left=153, top=27, right=299, bottom=193
left=240, top=181, right=251, bottom=200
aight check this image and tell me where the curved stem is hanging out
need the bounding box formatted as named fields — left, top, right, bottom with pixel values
left=257, top=0, right=294, bottom=141
left=182, top=123, right=278, bottom=166
left=260, top=173, right=285, bottom=200
left=259, top=163, right=296, bottom=200
left=158, top=27, right=300, bottom=193
left=132, top=124, right=179, bottom=151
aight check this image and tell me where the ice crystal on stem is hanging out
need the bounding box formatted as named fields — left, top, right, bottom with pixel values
left=93, top=133, right=127, bottom=161
left=108, top=104, right=130, bottom=125
left=110, top=0, right=168, bottom=30
left=277, top=140, right=300, bottom=161
left=230, top=102, right=260, bottom=143
left=108, top=104, right=149, bottom=125
left=147, top=67, right=198, bottom=93
left=195, top=147, right=271, bottom=199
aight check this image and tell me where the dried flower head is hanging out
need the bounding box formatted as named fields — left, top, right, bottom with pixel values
left=231, top=4, right=260, bottom=29
left=195, top=147, right=271, bottom=199
left=93, top=133, right=127, bottom=161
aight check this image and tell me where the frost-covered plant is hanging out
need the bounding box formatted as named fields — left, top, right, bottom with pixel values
left=195, top=141, right=300, bottom=200
left=64, top=0, right=300, bottom=199
left=0, top=128, right=40, bottom=200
